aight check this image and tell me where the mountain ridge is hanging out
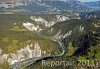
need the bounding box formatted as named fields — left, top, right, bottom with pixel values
left=0, top=0, right=91, bottom=13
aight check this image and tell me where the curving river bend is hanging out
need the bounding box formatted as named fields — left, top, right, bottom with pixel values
left=10, top=31, right=67, bottom=69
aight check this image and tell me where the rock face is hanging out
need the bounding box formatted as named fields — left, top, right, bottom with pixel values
left=23, top=15, right=71, bottom=32
left=30, top=16, right=49, bottom=27
left=23, top=22, right=42, bottom=31
left=8, top=42, right=42, bottom=65
left=0, top=42, right=42, bottom=65
left=30, top=15, right=71, bottom=27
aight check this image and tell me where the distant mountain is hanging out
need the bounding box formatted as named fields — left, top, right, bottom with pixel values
left=0, top=0, right=91, bottom=13
left=40, top=0, right=89, bottom=10
left=84, top=1, right=100, bottom=10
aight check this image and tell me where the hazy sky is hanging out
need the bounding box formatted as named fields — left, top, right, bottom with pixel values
left=78, top=0, right=99, bottom=2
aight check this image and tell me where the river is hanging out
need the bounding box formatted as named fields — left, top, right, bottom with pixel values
left=10, top=31, right=67, bottom=69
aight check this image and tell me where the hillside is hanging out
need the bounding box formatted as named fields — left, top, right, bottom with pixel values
left=28, top=18, right=100, bottom=69
left=0, top=14, right=62, bottom=68
left=42, top=17, right=100, bottom=57
left=80, top=11, right=100, bottom=19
